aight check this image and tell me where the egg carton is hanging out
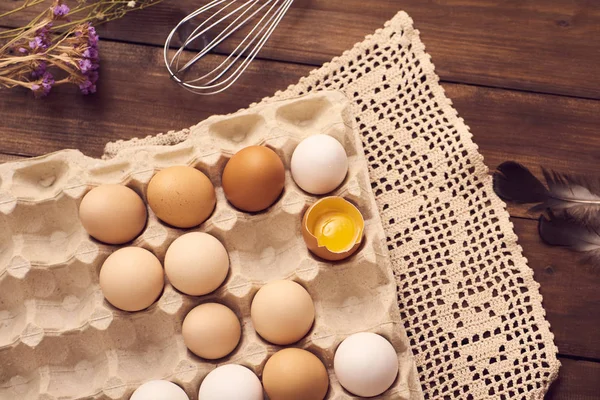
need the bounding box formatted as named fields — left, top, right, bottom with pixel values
left=0, top=91, right=419, bottom=400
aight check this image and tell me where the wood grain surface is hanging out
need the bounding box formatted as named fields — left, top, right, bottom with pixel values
left=1, top=0, right=599, bottom=98
left=513, top=219, right=600, bottom=359
left=0, top=1, right=599, bottom=398
left=546, top=358, right=600, bottom=400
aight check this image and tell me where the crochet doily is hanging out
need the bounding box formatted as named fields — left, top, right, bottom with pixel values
left=106, top=11, right=560, bottom=399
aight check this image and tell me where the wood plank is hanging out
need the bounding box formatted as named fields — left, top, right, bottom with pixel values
left=547, top=357, right=600, bottom=399
left=0, top=153, right=26, bottom=163
left=447, top=85, right=600, bottom=220
left=1, top=0, right=599, bottom=98
left=0, top=41, right=312, bottom=158
left=512, top=217, right=600, bottom=360
left=1, top=39, right=599, bottom=172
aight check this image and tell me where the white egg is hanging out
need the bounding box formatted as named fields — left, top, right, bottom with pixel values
left=291, top=134, right=349, bottom=195
left=130, top=380, right=189, bottom=400
left=334, top=332, right=399, bottom=397
left=198, top=364, right=263, bottom=400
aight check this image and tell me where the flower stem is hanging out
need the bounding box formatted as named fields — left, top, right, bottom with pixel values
left=0, top=0, right=46, bottom=20
left=0, top=17, right=52, bottom=53
left=0, top=75, right=33, bottom=88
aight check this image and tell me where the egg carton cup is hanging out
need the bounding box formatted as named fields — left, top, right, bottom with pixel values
left=0, top=91, right=421, bottom=399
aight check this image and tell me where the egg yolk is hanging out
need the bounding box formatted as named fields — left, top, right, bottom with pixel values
left=313, top=211, right=359, bottom=252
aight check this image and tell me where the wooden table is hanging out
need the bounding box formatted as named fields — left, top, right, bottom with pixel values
left=1, top=1, right=599, bottom=398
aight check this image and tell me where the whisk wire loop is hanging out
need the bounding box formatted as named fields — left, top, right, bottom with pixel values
left=164, top=0, right=294, bottom=95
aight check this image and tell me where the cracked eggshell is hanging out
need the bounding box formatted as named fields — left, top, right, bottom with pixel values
left=301, top=197, right=364, bottom=261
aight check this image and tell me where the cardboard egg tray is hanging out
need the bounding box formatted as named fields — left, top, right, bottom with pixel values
left=0, top=91, right=420, bottom=399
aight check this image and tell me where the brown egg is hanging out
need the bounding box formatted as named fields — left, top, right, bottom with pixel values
left=147, top=166, right=216, bottom=228
left=222, top=146, right=285, bottom=212
left=99, top=247, right=164, bottom=312
left=79, top=184, right=147, bottom=244
left=182, top=303, right=241, bottom=359
left=262, top=348, right=329, bottom=400
left=251, top=280, right=315, bottom=345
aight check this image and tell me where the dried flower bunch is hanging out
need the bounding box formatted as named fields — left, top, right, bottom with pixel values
left=0, top=0, right=162, bottom=97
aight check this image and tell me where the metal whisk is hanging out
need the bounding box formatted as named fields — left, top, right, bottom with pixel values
left=164, top=0, right=294, bottom=95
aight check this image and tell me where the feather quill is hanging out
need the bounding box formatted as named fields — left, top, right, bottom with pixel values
left=539, top=212, right=600, bottom=266
left=493, top=161, right=600, bottom=224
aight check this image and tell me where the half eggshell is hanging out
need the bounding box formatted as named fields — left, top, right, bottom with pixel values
left=301, top=196, right=364, bottom=261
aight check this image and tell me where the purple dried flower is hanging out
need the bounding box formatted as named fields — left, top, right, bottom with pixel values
left=18, top=47, right=28, bottom=54
left=31, top=72, right=54, bottom=97
left=73, top=22, right=100, bottom=95
left=28, top=23, right=53, bottom=51
left=83, top=47, right=98, bottom=59
left=52, top=4, right=70, bottom=17
left=37, top=24, right=52, bottom=40
left=87, top=25, right=99, bottom=47
left=41, top=72, right=54, bottom=93
left=29, top=37, right=44, bottom=50
left=31, top=61, right=47, bottom=79
left=82, top=69, right=99, bottom=95
left=89, top=70, right=99, bottom=83
left=79, top=76, right=97, bottom=95
left=79, top=58, right=93, bottom=74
